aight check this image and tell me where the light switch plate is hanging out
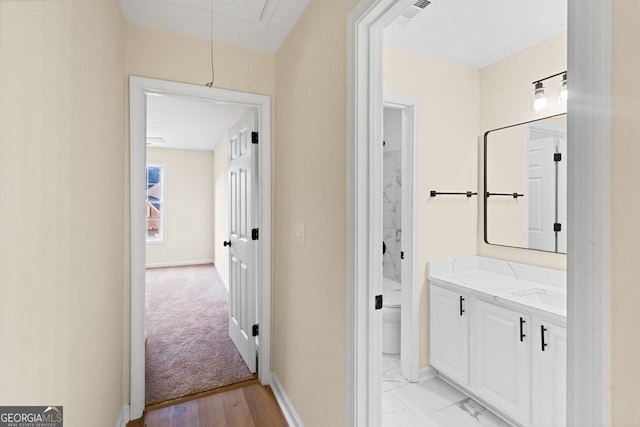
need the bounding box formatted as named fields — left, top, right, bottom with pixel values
left=295, top=223, right=305, bottom=247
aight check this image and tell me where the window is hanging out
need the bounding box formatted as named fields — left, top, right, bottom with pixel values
left=146, top=164, right=164, bottom=242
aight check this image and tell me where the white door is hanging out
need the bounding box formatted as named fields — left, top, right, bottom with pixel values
left=527, top=134, right=556, bottom=251
left=532, top=322, right=567, bottom=427
left=228, top=110, right=258, bottom=373
left=473, top=300, right=531, bottom=426
left=429, top=285, right=469, bottom=385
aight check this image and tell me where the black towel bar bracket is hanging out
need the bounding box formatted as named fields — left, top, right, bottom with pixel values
left=430, top=191, right=477, bottom=198
left=486, top=192, right=524, bottom=199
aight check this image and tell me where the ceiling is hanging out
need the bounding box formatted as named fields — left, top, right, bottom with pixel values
left=122, top=0, right=566, bottom=69
left=120, top=0, right=310, bottom=52
left=132, top=0, right=567, bottom=144
left=384, top=0, right=567, bottom=69
left=146, top=94, right=242, bottom=151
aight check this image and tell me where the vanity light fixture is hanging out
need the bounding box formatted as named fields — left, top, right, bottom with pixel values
left=531, top=71, right=567, bottom=113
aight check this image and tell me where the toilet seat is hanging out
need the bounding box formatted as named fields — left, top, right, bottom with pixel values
left=383, top=289, right=401, bottom=308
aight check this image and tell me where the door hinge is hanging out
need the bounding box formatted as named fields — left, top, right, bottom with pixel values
left=554, top=152, right=562, bottom=162
left=252, top=228, right=259, bottom=240
left=554, top=223, right=562, bottom=232
left=252, top=324, right=259, bottom=337
left=400, top=251, right=405, bottom=260
left=251, top=131, right=259, bottom=145
left=375, top=295, right=383, bottom=310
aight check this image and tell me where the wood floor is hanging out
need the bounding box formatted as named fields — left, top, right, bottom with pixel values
left=131, top=383, right=288, bottom=427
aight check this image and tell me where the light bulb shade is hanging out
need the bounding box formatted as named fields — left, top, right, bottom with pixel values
left=558, top=73, right=568, bottom=107
left=532, top=82, right=548, bottom=112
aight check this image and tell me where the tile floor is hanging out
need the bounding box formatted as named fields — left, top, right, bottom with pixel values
left=381, top=355, right=513, bottom=427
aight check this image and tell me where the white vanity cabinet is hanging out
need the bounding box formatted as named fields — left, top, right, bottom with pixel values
left=429, top=285, right=469, bottom=385
left=531, top=319, right=567, bottom=427
left=472, top=300, right=531, bottom=426
left=427, top=256, right=567, bottom=427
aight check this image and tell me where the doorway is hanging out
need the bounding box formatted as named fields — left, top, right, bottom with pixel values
left=382, top=94, right=419, bottom=384
left=129, top=76, right=272, bottom=420
left=347, top=1, right=612, bottom=427
left=142, top=96, right=257, bottom=406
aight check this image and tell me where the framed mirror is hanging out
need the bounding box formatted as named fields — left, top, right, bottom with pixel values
left=484, top=114, right=566, bottom=253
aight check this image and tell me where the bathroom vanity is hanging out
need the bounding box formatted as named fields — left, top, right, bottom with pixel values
left=427, top=256, right=566, bottom=427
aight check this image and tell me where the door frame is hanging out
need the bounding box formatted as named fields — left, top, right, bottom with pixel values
left=347, top=1, right=612, bottom=427
left=383, top=93, right=419, bottom=382
left=128, top=76, right=272, bottom=420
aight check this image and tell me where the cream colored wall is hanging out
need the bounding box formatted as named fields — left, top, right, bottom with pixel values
left=146, top=148, right=215, bottom=266
left=0, top=0, right=125, bottom=426
left=611, top=1, right=640, bottom=424
left=478, top=32, right=567, bottom=270
left=274, top=0, right=356, bottom=424
left=213, top=134, right=230, bottom=286
left=383, top=46, right=479, bottom=367
left=125, top=23, right=276, bottom=96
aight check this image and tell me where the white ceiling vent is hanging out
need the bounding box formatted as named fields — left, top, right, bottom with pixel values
left=392, top=0, right=431, bottom=27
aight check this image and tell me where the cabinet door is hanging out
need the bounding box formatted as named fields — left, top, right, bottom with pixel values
left=473, top=300, right=531, bottom=426
left=532, top=322, right=567, bottom=427
left=429, top=285, right=469, bottom=385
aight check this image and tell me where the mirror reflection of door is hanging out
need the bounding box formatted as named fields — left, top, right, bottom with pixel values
left=526, top=122, right=566, bottom=252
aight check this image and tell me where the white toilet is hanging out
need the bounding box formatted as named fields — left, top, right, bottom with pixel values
left=382, top=279, right=402, bottom=355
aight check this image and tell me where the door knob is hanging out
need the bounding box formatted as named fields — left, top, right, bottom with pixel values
left=223, top=240, right=231, bottom=247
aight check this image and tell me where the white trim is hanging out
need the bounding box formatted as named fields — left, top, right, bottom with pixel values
left=418, top=366, right=438, bottom=383
left=145, top=259, right=215, bottom=269
left=348, top=1, right=612, bottom=427
left=128, top=76, right=273, bottom=420
left=270, top=372, right=305, bottom=427
left=567, top=0, right=611, bottom=425
left=347, top=2, right=416, bottom=426
left=115, top=405, right=129, bottom=427
left=383, top=93, right=420, bottom=383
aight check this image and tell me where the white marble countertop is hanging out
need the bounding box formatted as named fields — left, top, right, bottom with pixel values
left=427, top=256, right=567, bottom=325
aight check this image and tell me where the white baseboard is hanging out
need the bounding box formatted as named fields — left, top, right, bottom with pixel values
left=115, top=405, right=129, bottom=427
left=419, top=366, right=438, bottom=382
left=270, top=372, right=304, bottom=427
left=145, top=259, right=214, bottom=269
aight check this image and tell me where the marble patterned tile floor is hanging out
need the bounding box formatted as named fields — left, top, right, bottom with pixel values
left=381, top=355, right=513, bottom=427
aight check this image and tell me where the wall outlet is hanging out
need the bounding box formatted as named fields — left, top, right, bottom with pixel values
left=295, top=223, right=305, bottom=247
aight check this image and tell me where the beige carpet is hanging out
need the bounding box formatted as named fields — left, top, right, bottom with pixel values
left=145, top=264, right=254, bottom=406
